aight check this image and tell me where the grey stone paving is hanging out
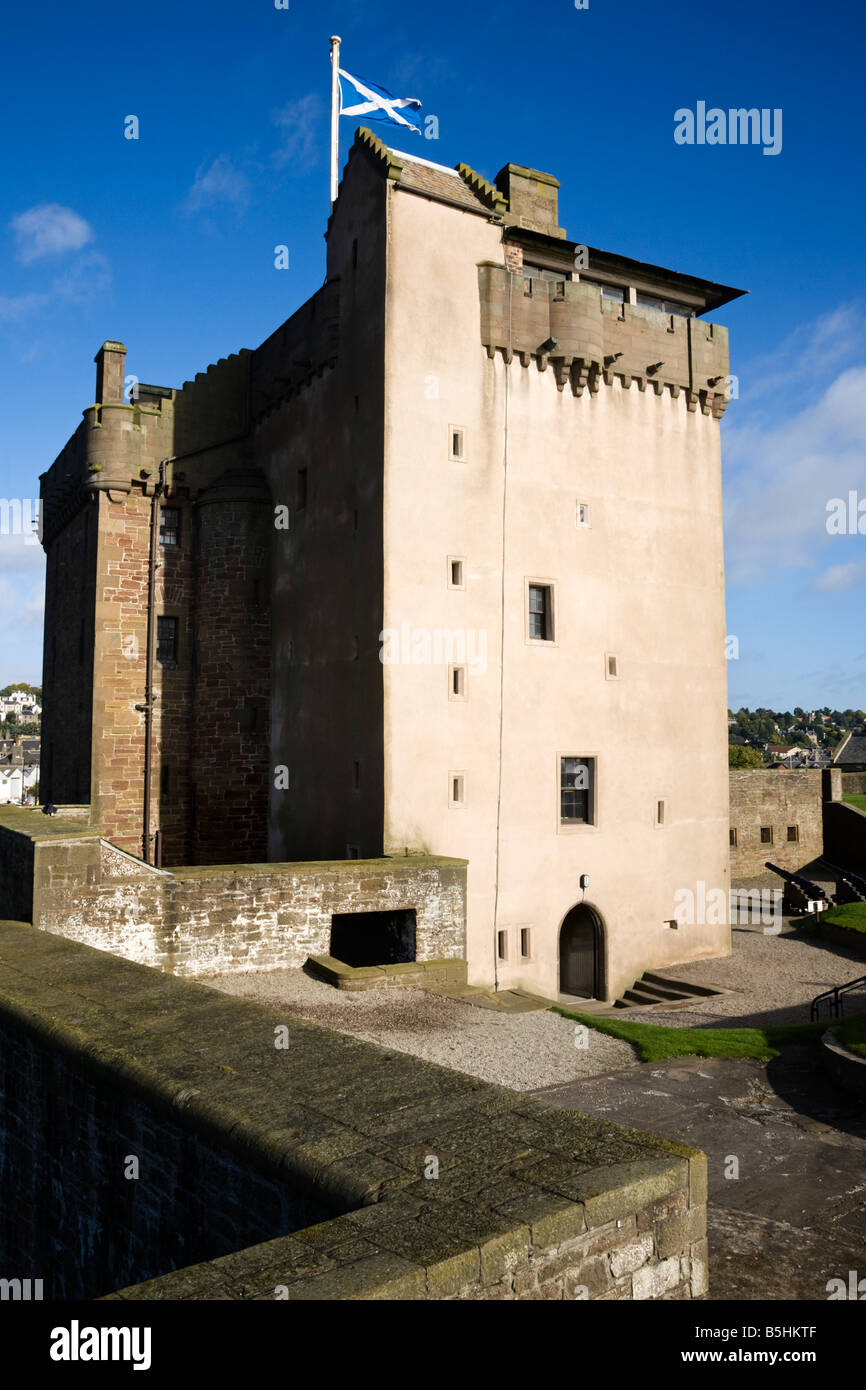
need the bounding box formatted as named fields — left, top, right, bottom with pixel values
left=535, top=1046, right=866, bottom=1301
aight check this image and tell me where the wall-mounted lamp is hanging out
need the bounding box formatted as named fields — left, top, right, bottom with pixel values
left=579, top=873, right=590, bottom=890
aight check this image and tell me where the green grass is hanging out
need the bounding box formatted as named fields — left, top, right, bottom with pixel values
left=842, top=794, right=866, bottom=814
left=552, top=1007, right=859, bottom=1062
left=821, top=901, right=866, bottom=935
left=838, top=1013, right=866, bottom=1059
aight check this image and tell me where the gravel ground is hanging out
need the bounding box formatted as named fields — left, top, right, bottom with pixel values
left=200, top=968, right=637, bottom=1091
left=646, top=921, right=866, bottom=1028
left=201, top=922, right=866, bottom=1085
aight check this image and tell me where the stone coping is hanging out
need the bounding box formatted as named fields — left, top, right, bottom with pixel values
left=171, top=855, right=467, bottom=881
left=306, top=954, right=468, bottom=991
left=822, top=1029, right=866, bottom=1100
left=0, top=805, right=101, bottom=842
left=0, top=807, right=467, bottom=876
left=0, top=920, right=704, bottom=1301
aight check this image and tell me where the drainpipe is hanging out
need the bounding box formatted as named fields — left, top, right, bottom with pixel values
left=139, top=459, right=166, bottom=862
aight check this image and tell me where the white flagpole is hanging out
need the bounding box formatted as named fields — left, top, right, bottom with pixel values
left=330, top=35, right=342, bottom=209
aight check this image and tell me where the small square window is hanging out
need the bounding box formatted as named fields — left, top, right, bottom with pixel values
left=606, top=654, right=619, bottom=680
left=449, top=665, right=467, bottom=700
left=730, top=827, right=738, bottom=847
left=449, top=427, right=465, bottom=462
left=497, top=930, right=508, bottom=961
left=528, top=583, right=554, bottom=642
left=560, top=756, right=595, bottom=825
left=787, top=825, right=799, bottom=842
left=656, top=799, right=666, bottom=826
left=448, top=557, right=465, bottom=589
left=449, top=772, right=465, bottom=807
left=760, top=826, right=773, bottom=844
left=156, top=616, right=178, bottom=665
left=520, top=927, right=531, bottom=959
left=159, top=509, right=180, bottom=547
left=576, top=502, right=591, bottom=529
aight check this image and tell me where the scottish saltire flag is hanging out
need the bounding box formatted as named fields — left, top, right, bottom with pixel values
left=339, top=69, right=422, bottom=133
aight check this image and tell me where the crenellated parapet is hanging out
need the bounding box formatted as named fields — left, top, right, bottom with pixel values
left=478, top=265, right=732, bottom=418
left=250, top=279, right=340, bottom=424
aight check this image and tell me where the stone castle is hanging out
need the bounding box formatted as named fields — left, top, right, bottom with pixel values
left=38, top=126, right=745, bottom=1001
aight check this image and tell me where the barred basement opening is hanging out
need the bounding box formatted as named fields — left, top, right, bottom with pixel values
left=329, top=909, right=417, bottom=967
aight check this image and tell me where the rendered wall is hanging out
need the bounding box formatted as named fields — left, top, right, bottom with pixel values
left=382, top=184, right=731, bottom=1000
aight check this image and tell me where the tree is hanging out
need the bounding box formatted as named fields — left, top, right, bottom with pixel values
left=729, top=746, right=764, bottom=769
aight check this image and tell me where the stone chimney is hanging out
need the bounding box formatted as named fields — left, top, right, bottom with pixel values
left=494, top=164, right=566, bottom=239
left=94, top=341, right=127, bottom=404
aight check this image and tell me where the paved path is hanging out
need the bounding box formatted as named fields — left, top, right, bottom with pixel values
left=535, top=1045, right=866, bottom=1301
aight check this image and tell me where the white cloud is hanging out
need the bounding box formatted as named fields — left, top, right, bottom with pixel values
left=52, top=251, right=112, bottom=304
left=0, top=291, right=49, bottom=321
left=272, top=95, right=324, bottom=170
left=813, top=561, right=866, bottom=592
left=723, top=343, right=866, bottom=586
left=10, top=204, right=94, bottom=265
left=183, top=156, right=250, bottom=214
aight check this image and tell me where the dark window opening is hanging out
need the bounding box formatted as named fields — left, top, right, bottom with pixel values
left=156, top=616, right=178, bottom=665
left=787, top=825, right=799, bottom=842
left=520, top=927, right=531, bottom=959
left=160, top=509, right=180, bottom=547
left=730, top=827, right=738, bottom=847
left=329, top=909, right=417, bottom=967
left=529, top=584, right=553, bottom=641
left=760, top=826, right=773, bottom=844
left=497, top=930, right=508, bottom=961
left=561, top=756, right=594, bottom=825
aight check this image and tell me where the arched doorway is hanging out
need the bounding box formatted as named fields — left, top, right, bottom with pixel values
left=559, top=904, right=605, bottom=999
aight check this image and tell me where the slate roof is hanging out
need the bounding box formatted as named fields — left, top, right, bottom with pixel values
left=391, top=149, right=491, bottom=214
left=836, top=732, right=866, bottom=766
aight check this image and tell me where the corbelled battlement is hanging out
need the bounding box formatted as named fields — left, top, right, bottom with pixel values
left=479, top=265, right=731, bottom=416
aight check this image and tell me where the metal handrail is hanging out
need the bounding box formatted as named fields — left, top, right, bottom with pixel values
left=810, top=975, right=866, bottom=1022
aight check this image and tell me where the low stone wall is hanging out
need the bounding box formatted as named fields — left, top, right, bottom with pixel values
left=729, top=770, right=824, bottom=877
left=842, top=773, right=866, bottom=796
left=0, top=807, right=466, bottom=976
left=0, top=921, right=707, bottom=1302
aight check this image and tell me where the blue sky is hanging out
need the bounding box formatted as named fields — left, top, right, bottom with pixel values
left=1, top=0, right=864, bottom=709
